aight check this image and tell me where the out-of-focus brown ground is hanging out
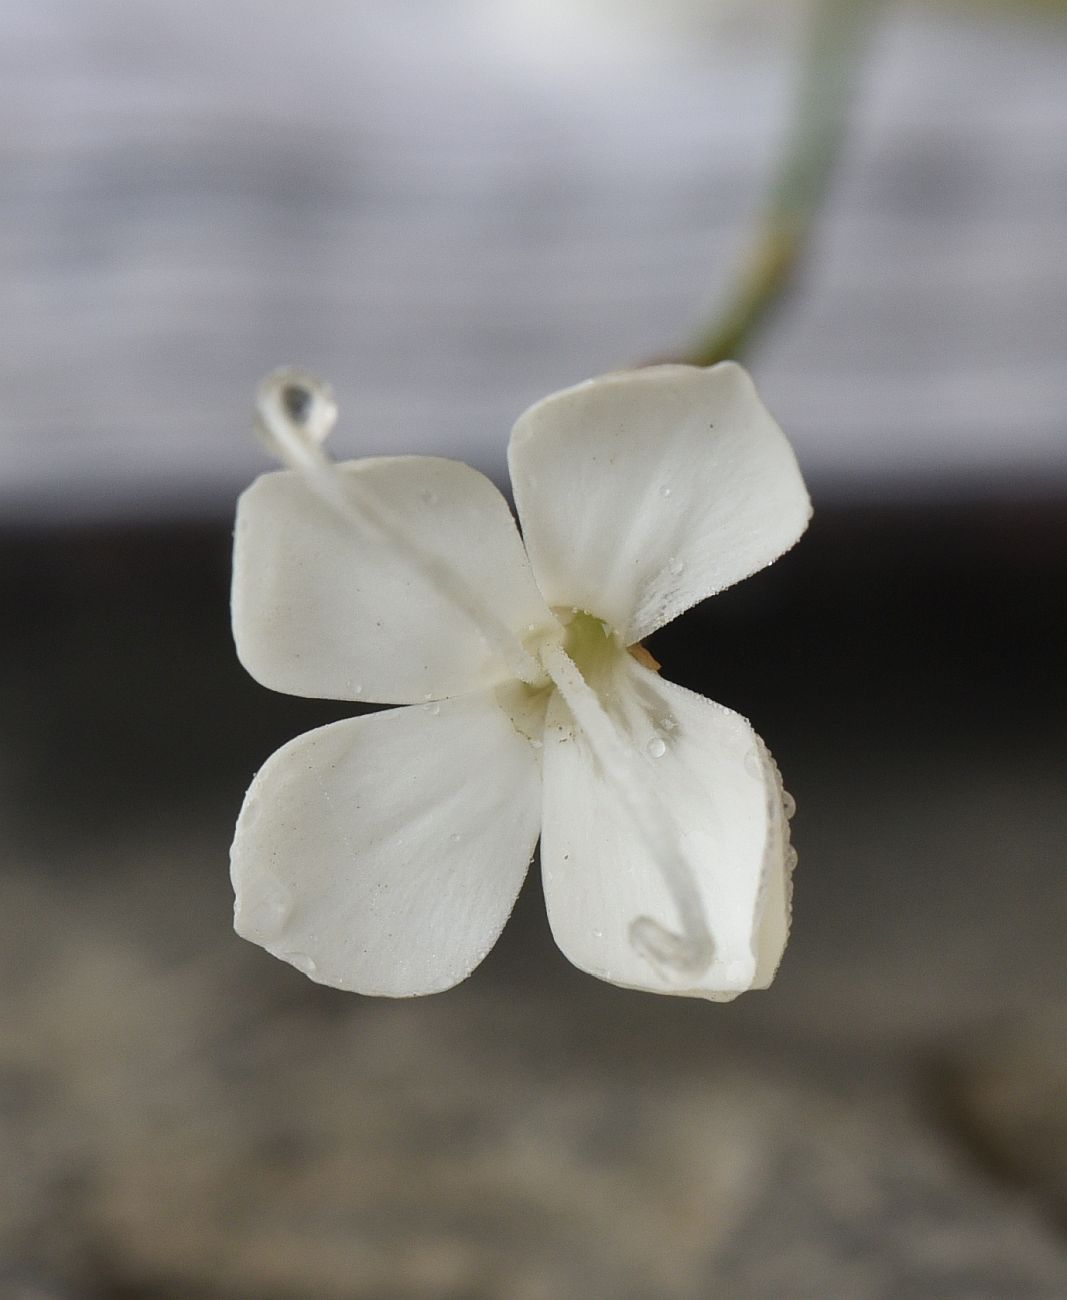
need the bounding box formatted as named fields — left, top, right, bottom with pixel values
left=1, top=504, right=1065, bottom=1299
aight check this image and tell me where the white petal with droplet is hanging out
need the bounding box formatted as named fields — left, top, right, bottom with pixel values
left=233, top=456, right=553, bottom=704
left=231, top=690, right=542, bottom=996
left=539, top=652, right=794, bottom=1000
left=508, top=363, right=810, bottom=642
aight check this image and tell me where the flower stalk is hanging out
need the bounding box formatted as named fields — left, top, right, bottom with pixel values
left=684, top=0, right=879, bottom=366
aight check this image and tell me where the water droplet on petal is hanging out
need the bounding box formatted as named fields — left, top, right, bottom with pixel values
left=660, top=485, right=672, bottom=499
left=449, top=832, right=461, bottom=844
left=353, top=682, right=364, bottom=696
left=661, top=715, right=677, bottom=733
left=667, top=556, right=685, bottom=577
left=530, top=737, right=543, bottom=750
left=282, top=384, right=313, bottom=424
left=647, top=737, right=667, bottom=758
left=255, top=368, right=338, bottom=459
left=782, top=790, right=797, bottom=819
left=593, top=928, right=604, bottom=940
left=291, top=953, right=317, bottom=976
left=786, top=846, right=799, bottom=870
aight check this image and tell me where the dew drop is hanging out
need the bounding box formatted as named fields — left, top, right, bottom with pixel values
left=353, top=682, right=364, bottom=696
left=660, top=715, right=677, bottom=733
left=660, top=485, right=672, bottom=498
left=667, top=556, right=685, bottom=577
left=647, top=737, right=667, bottom=758
left=593, top=928, right=604, bottom=940
left=449, top=832, right=461, bottom=844
left=282, top=383, right=314, bottom=425
left=530, top=738, right=543, bottom=750
left=291, top=953, right=318, bottom=976
left=786, top=846, right=799, bottom=870
left=782, top=790, right=797, bottom=819
left=255, top=367, right=337, bottom=457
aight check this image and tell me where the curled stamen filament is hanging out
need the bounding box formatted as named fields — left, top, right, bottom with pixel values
left=254, top=368, right=546, bottom=689
left=539, top=641, right=714, bottom=979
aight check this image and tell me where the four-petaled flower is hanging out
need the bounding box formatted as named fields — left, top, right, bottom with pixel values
left=230, top=363, right=810, bottom=1000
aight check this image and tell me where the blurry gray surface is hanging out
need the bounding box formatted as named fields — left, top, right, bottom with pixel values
left=0, top=504, right=1064, bottom=1297
left=2, top=738, right=1066, bottom=1298
left=1, top=1, right=1066, bottom=520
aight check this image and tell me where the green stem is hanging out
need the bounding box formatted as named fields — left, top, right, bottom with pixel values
left=683, top=0, right=879, bottom=367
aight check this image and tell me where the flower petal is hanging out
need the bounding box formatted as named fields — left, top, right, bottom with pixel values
left=539, top=653, right=794, bottom=1000
left=231, top=689, right=543, bottom=996
left=233, top=456, right=553, bottom=704
left=508, top=363, right=811, bottom=643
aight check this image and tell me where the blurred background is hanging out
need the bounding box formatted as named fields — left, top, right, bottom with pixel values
left=1, top=1, right=1065, bottom=1296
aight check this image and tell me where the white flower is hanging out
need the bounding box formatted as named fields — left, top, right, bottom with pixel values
left=230, top=362, right=810, bottom=1001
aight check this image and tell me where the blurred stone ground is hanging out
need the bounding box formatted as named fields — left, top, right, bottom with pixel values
left=0, top=503, right=1065, bottom=1299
